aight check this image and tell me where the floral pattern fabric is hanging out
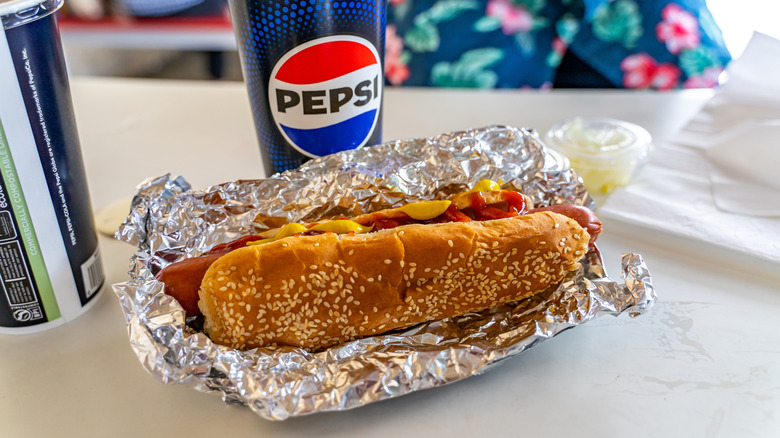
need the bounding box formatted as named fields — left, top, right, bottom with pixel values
left=384, top=0, right=731, bottom=89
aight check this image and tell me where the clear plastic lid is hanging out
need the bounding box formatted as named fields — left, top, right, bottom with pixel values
left=0, top=0, right=62, bottom=30
left=546, top=117, right=653, bottom=164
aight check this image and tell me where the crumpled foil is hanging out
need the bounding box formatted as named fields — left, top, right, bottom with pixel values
left=112, top=125, right=655, bottom=421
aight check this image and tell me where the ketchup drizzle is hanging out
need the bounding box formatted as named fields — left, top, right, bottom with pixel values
left=215, top=191, right=529, bottom=251
left=208, top=235, right=265, bottom=254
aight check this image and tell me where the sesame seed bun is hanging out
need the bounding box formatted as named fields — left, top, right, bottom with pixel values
left=198, top=211, right=589, bottom=351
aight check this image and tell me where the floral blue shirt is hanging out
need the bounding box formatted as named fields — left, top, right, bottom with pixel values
left=384, top=0, right=731, bottom=89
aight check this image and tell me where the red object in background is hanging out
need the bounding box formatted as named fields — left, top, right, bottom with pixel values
left=58, top=13, right=232, bottom=32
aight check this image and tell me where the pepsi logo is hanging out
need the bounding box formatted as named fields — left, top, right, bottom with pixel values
left=268, top=35, right=382, bottom=158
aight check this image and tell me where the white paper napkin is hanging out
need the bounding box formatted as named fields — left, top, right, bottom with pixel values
left=719, top=32, right=780, bottom=110
left=705, top=120, right=780, bottom=217
left=599, top=32, right=780, bottom=263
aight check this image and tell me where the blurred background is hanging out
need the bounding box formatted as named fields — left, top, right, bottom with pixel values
left=59, top=0, right=779, bottom=82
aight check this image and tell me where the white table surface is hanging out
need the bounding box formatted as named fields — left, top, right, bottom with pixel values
left=1, top=77, right=779, bottom=437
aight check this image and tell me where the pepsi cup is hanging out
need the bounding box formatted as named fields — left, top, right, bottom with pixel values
left=0, top=0, right=105, bottom=333
left=228, top=0, right=386, bottom=175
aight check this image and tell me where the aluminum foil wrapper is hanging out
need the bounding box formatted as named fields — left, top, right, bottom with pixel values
left=113, top=125, right=655, bottom=420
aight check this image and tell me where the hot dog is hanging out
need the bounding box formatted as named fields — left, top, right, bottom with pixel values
left=156, top=181, right=601, bottom=350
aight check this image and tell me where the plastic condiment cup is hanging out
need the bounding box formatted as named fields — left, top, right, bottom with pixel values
left=545, top=117, right=653, bottom=195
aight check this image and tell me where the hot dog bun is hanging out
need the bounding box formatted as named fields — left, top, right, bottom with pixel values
left=198, top=211, right=589, bottom=351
